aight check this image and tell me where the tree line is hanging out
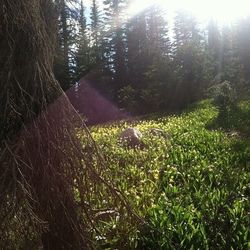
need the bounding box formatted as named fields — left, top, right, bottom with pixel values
left=55, top=0, right=250, bottom=114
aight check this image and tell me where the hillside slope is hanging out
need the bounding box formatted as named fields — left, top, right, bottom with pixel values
left=80, top=99, right=250, bottom=249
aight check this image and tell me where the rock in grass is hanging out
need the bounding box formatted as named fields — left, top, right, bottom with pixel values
left=119, top=127, right=145, bottom=149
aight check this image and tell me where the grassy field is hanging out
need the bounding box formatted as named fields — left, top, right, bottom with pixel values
left=81, top=99, right=250, bottom=249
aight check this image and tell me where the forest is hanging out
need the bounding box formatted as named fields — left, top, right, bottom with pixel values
left=0, top=0, right=249, bottom=249
left=54, top=0, right=250, bottom=118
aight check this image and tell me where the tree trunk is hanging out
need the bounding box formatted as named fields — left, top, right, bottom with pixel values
left=0, top=0, right=90, bottom=248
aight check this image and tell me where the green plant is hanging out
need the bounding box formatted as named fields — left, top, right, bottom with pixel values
left=209, top=81, right=237, bottom=126
left=78, top=98, right=250, bottom=249
left=118, top=85, right=138, bottom=113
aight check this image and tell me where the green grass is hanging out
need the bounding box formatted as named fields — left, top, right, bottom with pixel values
left=80, top=99, right=250, bottom=249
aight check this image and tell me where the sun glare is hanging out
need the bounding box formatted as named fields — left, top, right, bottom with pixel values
left=127, top=0, right=250, bottom=24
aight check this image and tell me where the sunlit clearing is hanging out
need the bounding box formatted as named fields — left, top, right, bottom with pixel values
left=127, top=0, right=250, bottom=24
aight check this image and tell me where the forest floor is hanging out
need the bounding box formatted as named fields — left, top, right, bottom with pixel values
left=80, top=98, right=250, bottom=249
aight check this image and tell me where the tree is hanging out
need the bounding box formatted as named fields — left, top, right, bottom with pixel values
left=147, top=5, right=170, bottom=58
left=206, top=19, right=222, bottom=79
left=74, top=0, right=91, bottom=80
left=0, top=1, right=127, bottom=249
left=220, top=25, right=243, bottom=85
left=173, top=10, right=206, bottom=106
left=237, top=16, right=250, bottom=82
left=103, top=0, right=127, bottom=95
left=0, top=0, right=87, bottom=248
left=90, top=0, right=102, bottom=65
left=54, top=0, right=78, bottom=89
left=138, top=5, right=173, bottom=112
left=126, top=9, right=149, bottom=88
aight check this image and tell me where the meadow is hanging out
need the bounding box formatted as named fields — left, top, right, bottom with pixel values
left=80, top=99, right=250, bottom=249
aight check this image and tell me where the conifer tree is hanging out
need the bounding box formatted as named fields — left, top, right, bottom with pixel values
left=173, top=10, right=205, bottom=106
left=103, top=0, right=127, bottom=94
left=147, top=5, right=170, bottom=58
left=126, top=9, right=148, bottom=88
left=54, top=0, right=78, bottom=89
left=219, top=25, right=244, bottom=87
left=74, top=0, right=90, bottom=80
left=237, top=16, right=250, bottom=82
left=90, top=0, right=102, bottom=65
left=207, top=19, right=222, bottom=79
left=140, top=5, right=173, bottom=111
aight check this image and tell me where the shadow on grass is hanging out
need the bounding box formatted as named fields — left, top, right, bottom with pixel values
left=135, top=101, right=205, bottom=123
left=206, top=99, right=250, bottom=138
left=206, top=99, right=250, bottom=171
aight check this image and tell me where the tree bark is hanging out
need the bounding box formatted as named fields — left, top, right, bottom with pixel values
left=0, top=0, right=90, bottom=248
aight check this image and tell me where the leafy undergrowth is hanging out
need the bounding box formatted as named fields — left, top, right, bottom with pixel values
left=79, top=99, right=250, bottom=249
